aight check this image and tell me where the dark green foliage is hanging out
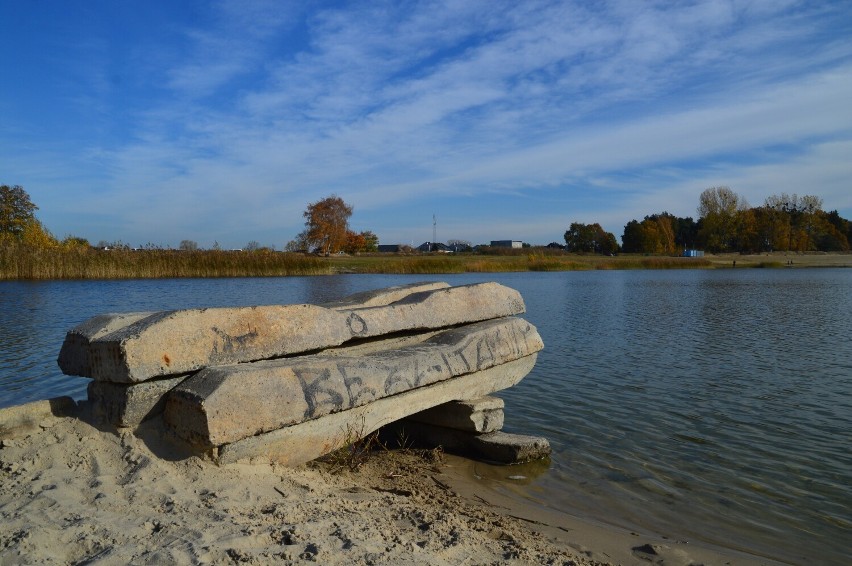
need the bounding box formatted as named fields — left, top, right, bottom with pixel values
left=564, top=222, right=619, bottom=255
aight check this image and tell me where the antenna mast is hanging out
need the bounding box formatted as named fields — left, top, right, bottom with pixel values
left=433, top=214, right=437, bottom=250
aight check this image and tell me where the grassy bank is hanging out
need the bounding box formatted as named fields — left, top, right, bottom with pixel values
left=319, top=250, right=852, bottom=273
left=3, top=246, right=850, bottom=280
left=331, top=253, right=712, bottom=274
left=700, top=251, right=852, bottom=269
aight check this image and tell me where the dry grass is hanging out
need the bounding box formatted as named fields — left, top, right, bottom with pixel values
left=318, top=428, right=388, bottom=474
left=315, top=420, right=447, bottom=476
left=0, top=246, right=328, bottom=280
left=329, top=253, right=714, bottom=273
left=3, top=245, right=849, bottom=280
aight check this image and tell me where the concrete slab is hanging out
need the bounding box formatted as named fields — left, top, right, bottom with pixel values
left=87, top=330, right=446, bottom=429
left=407, top=396, right=505, bottom=433
left=59, top=282, right=526, bottom=384
left=321, top=281, right=449, bottom=309
left=392, top=422, right=551, bottom=464
left=343, top=282, right=525, bottom=339
left=59, top=283, right=447, bottom=380
left=87, top=375, right=190, bottom=428
left=65, top=305, right=352, bottom=383
left=215, top=354, right=538, bottom=466
left=166, top=317, right=543, bottom=448
left=57, top=312, right=154, bottom=377
left=471, top=431, right=551, bottom=463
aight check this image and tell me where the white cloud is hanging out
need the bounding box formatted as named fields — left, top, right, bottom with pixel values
left=4, top=0, right=851, bottom=247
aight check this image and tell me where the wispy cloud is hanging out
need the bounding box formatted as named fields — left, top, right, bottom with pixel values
left=165, top=1, right=299, bottom=97
left=2, top=0, right=850, bottom=246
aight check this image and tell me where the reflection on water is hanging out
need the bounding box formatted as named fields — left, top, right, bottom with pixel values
left=1, top=270, right=850, bottom=564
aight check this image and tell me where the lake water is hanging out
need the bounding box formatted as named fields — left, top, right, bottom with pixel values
left=1, top=270, right=850, bottom=564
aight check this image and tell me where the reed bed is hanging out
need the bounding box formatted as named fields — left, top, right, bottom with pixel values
left=594, top=256, right=712, bottom=270
left=0, top=246, right=328, bottom=280
left=345, top=256, right=468, bottom=274
left=0, top=245, right=735, bottom=280
left=334, top=253, right=713, bottom=274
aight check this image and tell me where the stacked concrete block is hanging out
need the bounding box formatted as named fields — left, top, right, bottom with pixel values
left=57, top=281, right=548, bottom=466
left=399, top=396, right=551, bottom=464
left=215, top=356, right=538, bottom=466
left=408, top=396, right=506, bottom=433
left=86, top=375, right=190, bottom=428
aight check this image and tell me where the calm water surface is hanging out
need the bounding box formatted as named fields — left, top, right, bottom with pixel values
left=1, top=270, right=850, bottom=564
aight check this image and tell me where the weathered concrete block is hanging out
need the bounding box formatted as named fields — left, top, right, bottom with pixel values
left=407, top=396, right=504, bottom=433
left=59, top=282, right=526, bottom=384
left=59, top=284, right=447, bottom=380
left=215, top=354, right=538, bottom=465
left=166, top=317, right=543, bottom=448
left=65, top=305, right=353, bottom=383
left=57, top=312, right=155, bottom=376
left=344, top=282, right=525, bottom=340
left=471, top=431, right=551, bottom=463
left=318, top=329, right=444, bottom=357
left=58, top=284, right=447, bottom=382
left=322, top=281, right=449, bottom=310
left=392, top=422, right=551, bottom=464
left=88, top=375, right=189, bottom=428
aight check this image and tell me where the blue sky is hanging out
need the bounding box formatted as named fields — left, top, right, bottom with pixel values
left=2, top=1, right=851, bottom=249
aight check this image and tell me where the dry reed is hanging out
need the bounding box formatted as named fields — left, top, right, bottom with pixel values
left=0, top=246, right=328, bottom=280
left=2, top=245, right=721, bottom=280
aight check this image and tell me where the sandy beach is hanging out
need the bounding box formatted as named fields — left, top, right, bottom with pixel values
left=1, top=399, right=785, bottom=565
left=701, top=251, right=852, bottom=269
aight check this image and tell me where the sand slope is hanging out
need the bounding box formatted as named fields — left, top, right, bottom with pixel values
left=1, top=404, right=600, bottom=565
left=1, top=402, right=783, bottom=565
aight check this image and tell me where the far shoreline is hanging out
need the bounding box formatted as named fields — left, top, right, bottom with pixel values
left=696, top=251, right=852, bottom=269
left=2, top=248, right=850, bottom=281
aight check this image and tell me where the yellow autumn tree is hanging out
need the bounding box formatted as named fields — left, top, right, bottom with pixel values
left=21, top=218, right=58, bottom=248
left=301, top=195, right=353, bottom=255
left=0, top=184, right=59, bottom=248
left=697, top=186, right=748, bottom=252
left=1, top=184, right=38, bottom=243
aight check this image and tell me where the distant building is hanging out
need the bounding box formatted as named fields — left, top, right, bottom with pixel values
left=417, top=242, right=451, bottom=253
left=683, top=249, right=705, bottom=257
left=378, top=244, right=402, bottom=253
left=490, top=240, right=523, bottom=249
left=447, top=242, right=472, bottom=253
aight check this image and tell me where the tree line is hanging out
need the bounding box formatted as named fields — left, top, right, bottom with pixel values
left=4, top=183, right=851, bottom=257
left=563, top=186, right=851, bottom=255
left=0, top=185, right=378, bottom=255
